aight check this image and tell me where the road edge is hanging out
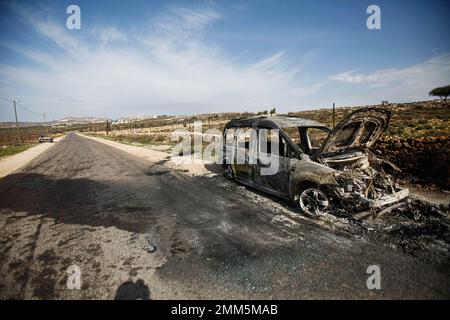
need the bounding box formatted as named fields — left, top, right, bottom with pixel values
left=78, top=133, right=217, bottom=177
left=0, top=135, right=66, bottom=179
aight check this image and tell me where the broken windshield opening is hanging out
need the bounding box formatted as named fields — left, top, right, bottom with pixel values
left=360, top=121, right=377, bottom=144
left=307, top=128, right=329, bottom=149
left=335, top=121, right=361, bottom=147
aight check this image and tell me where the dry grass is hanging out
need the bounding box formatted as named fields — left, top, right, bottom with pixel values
left=86, top=100, right=449, bottom=144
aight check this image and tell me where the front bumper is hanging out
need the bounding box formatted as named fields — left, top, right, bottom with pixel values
left=366, top=187, right=409, bottom=208
left=332, top=185, right=409, bottom=211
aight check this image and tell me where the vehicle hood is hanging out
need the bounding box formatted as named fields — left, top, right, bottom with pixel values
left=317, top=108, right=390, bottom=157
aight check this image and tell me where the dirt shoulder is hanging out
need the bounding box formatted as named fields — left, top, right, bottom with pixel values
left=0, top=136, right=65, bottom=179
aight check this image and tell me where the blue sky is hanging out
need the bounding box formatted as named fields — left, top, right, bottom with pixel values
left=0, top=0, right=449, bottom=121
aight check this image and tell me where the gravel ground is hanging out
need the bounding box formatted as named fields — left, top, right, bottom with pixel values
left=0, top=133, right=448, bottom=299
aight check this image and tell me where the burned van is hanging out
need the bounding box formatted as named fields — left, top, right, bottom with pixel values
left=221, top=108, right=409, bottom=217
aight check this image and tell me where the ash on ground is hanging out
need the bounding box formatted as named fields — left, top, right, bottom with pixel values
left=214, top=175, right=450, bottom=266
left=362, top=199, right=450, bottom=264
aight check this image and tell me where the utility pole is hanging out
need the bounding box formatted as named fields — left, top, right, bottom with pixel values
left=43, top=113, right=48, bottom=135
left=332, top=102, right=336, bottom=129
left=13, top=100, right=21, bottom=143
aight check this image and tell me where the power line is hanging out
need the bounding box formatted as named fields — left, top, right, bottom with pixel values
left=16, top=101, right=43, bottom=117
left=1, top=97, right=43, bottom=117
left=0, top=96, right=14, bottom=103
left=0, top=97, right=46, bottom=144
left=1, top=97, right=47, bottom=127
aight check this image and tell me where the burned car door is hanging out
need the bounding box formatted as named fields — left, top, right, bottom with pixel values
left=233, top=127, right=256, bottom=183
left=254, top=128, right=291, bottom=196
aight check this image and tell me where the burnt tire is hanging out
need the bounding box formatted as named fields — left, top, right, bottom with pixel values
left=223, top=164, right=234, bottom=180
left=298, top=187, right=330, bottom=217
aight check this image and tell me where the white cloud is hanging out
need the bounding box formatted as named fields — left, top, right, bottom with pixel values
left=0, top=5, right=322, bottom=120
left=10, top=2, right=83, bottom=53
left=327, top=54, right=450, bottom=103
left=170, top=7, right=220, bottom=29
left=329, top=55, right=450, bottom=87
left=92, top=26, right=127, bottom=46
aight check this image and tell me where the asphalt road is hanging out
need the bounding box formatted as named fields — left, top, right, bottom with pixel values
left=0, top=133, right=448, bottom=299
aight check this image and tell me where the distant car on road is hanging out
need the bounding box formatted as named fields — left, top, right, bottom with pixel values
left=221, top=108, right=409, bottom=217
left=38, top=135, right=54, bottom=143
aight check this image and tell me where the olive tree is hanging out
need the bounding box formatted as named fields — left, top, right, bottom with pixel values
left=429, top=85, right=450, bottom=104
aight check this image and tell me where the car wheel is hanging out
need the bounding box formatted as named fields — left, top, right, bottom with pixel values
left=299, top=188, right=330, bottom=217
left=224, top=164, right=234, bottom=180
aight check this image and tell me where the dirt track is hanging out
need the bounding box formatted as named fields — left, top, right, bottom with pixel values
left=0, top=133, right=449, bottom=299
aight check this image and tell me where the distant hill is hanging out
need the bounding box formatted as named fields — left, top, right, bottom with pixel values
left=54, top=116, right=111, bottom=125
left=0, top=116, right=111, bottom=128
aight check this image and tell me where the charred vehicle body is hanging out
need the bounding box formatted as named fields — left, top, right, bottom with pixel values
left=221, top=108, right=409, bottom=217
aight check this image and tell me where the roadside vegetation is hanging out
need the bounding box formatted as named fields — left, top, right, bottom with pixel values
left=0, top=144, right=35, bottom=158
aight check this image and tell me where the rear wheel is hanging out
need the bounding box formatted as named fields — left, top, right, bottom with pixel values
left=224, top=164, right=234, bottom=180
left=299, top=188, right=330, bottom=217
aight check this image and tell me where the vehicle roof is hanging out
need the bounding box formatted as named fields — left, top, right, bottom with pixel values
left=224, top=116, right=327, bottom=129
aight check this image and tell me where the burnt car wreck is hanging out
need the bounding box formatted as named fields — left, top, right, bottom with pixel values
left=221, top=108, right=409, bottom=217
